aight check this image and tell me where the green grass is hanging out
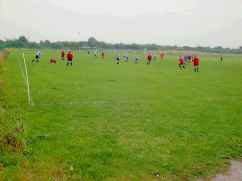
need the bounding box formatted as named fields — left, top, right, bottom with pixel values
left=1, top=49, right=242, bottom=181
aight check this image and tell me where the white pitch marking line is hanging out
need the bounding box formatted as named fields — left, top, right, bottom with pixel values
left=22, top=52, right=34, bottom=106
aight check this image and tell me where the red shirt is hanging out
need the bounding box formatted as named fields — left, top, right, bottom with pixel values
left=179, top=57, right=184, bottom=64
left=147, top=54, right=152, bottom=61
left=67, top=52, right=73, bottom=61
left=193, top=57, right=200, bottom=65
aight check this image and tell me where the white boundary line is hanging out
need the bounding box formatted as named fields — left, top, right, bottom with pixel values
left=22, top=52, right=34, bottom=106
left=17, top=58, right=26, bottom=83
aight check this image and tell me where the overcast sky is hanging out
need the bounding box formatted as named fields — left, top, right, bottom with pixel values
left=0, top=0, right=242, bottom=48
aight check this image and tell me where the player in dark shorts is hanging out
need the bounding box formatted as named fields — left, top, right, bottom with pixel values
left=94, top=49, right=98, bottom=57
left=178, top=56, right=185, bottom=69
left=116, top=56, right=121, bottom=64
left=32, top=50, right=41, bottom=63
left=66, top=51, right=74, bottom=66
left=220, top=55, right=223, bottom=62
left=192, top=56, right=200, bottom=72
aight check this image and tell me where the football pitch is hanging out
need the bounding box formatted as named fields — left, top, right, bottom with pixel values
left=2, top=49, right=242, bottom=180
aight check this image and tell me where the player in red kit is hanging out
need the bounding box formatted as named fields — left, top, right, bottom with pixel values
left=192, top=55, right=200, bottom=72
left=147, top=52, right=153, bottom=65
left=61, top=49, right=65, bottom=60
left=178, top=56, right=185, bottom=69
left=66, top=51, right=74, bottom=66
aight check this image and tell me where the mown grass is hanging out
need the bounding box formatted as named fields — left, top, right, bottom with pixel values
left=0, top=49, right=26, bottom=181
left=1, top=49, right=242, bottom=181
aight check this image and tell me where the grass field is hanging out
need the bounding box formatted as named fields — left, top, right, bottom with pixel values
left=1, top=49, right=242, bottom=181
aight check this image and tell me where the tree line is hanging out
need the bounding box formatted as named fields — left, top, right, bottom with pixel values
left=0, top=36, right=242, bottom=54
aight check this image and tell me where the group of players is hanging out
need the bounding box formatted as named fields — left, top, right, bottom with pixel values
left=178, top=55, right=200, bottom=72
left=145, top=51, right=200, bottom=72
left=32, top=49, right=74, bottom=66
left=32, top=49, right=201, bottom=72
left=114, top=51, right=165, bottom=65
left=60, top=50, right=74, bottom=66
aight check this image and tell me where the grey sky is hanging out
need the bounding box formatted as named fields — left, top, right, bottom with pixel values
left=0, top=0, right=242, bottom=48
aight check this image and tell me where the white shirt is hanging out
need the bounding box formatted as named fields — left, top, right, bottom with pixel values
left=36, top=51, right=41, bottom=57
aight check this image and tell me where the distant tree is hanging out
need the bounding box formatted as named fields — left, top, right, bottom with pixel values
left=213, top=46, right=224, bottom=53
left=10, top=36, right=29, bottom=48
left=44, top=40, right=51, bottom=44
left=1, top=35, right=242, bottom=53
left=18, top=36, right=28, bottom=43
left=88, top=37, right=98, bottom=48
